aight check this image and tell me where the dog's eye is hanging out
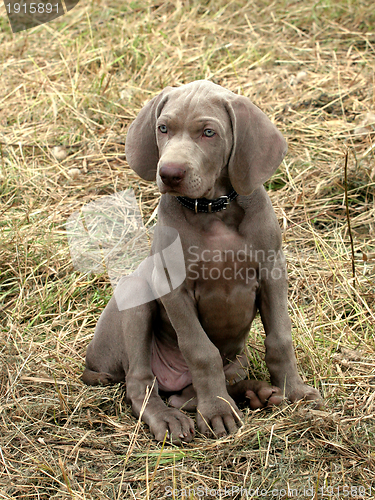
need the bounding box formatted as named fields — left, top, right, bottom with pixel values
left=203, top=129, right=215, bottom=137
left=159, top=125, right=168, bottom=133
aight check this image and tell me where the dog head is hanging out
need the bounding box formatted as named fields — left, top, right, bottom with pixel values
left=125, top=80, right=287, bottom=197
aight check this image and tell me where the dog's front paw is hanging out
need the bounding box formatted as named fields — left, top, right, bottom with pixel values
left=287, top=384, right=323, bottom=409
left=147, top=408, right=195, bottom=443
left=197, top=396, right=243, bottom=438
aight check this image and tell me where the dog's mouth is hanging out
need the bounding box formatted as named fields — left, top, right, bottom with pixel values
left=159, top=186, right=183, bottom=196
left=158, top=178, right=212, bottom=199
left=162, top=186, right=213, bottom=199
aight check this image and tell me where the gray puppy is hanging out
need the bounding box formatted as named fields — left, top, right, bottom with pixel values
left=82, top=81, right=322, bottom=442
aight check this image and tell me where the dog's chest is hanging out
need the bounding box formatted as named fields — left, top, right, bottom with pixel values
left=185, top=219, right=258, bottom=283
left=184, top=219, right=259, bottom=333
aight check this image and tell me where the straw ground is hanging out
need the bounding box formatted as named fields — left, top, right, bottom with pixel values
left=1, top=1, right=374, bottom=498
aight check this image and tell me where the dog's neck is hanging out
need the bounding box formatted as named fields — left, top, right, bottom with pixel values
left=176, top=188, right=238, bottom=214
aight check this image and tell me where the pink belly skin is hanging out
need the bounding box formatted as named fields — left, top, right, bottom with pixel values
left=151, top=336, right=240, bottom=392
left=151, top=336, right=192, bottom=392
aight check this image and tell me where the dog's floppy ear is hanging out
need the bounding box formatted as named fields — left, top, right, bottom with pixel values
left=225, top=96, right=287, bottom=195
left=125, top=88, right=171, bottom=181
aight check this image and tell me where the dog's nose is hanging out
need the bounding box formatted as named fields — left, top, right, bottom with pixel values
left=159, top=164, right=186, bottom=188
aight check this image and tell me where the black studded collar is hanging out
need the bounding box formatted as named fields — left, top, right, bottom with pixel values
left=176, top=188, right=238, bottom=214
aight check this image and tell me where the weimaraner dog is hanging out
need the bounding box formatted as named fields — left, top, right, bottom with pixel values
left=82, top=80, right=322, bottom=442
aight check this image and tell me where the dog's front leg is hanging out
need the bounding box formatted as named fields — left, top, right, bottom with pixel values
left=160, top=287, right=243, bottom=438
left=258, top=254, right=322, bottom=406
left=122, top=304, right=195, bottom=443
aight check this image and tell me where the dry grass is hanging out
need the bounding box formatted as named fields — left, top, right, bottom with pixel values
left=1, top=0, right=375, bottom=498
